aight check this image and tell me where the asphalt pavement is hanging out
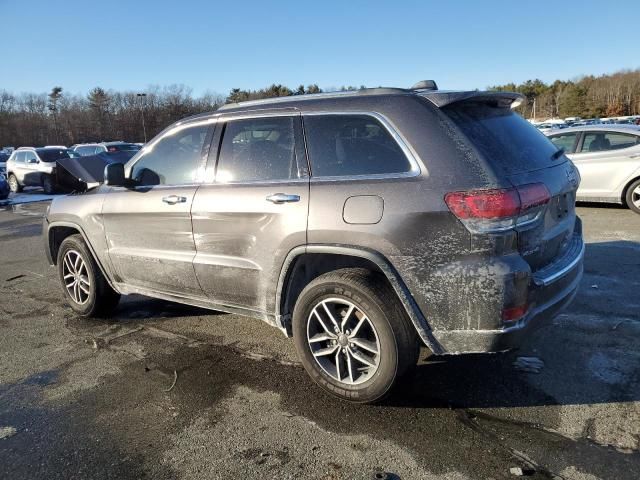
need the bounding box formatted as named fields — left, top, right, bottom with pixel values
left=0, top=194, right=639, bottom=480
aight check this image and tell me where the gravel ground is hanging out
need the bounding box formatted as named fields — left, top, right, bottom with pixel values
left=0, top=194, right=638, bottom=480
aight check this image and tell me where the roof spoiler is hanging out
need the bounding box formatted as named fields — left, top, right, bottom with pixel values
left=421, top=90, right=524, bottom=109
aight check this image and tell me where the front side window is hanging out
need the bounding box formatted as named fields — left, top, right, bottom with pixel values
left=131, top=123, right=209, bottom=186
left=303, top=114, right=411, bottom=177
left=24, top=151, right=38, bottom=163
left=549, top=132, right=579, bottom=153
left=216, top=116, right=297, bottom=183
left=37, top=149, right=70, bottom=162
left=582, top=132, right=640, bottom=153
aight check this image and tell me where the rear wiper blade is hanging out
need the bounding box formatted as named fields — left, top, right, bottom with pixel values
left=551, top=148, right=565, bottom=160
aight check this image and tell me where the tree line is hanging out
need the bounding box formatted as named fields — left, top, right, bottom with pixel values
left=2, top=69, right=640, bottom=147
left=489, top=69, right=640, bottom=120
left=0, top=83, right=324, bottom=147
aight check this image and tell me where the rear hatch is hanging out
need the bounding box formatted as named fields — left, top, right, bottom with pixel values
left=440, top=98, right=580, bottom=272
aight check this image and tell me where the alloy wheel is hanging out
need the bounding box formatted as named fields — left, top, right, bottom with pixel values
left=62, top=250, right=91, bottom=305
left=307, top=298, right=381, bottom=385
left=632, top=185, right=640, bottom=209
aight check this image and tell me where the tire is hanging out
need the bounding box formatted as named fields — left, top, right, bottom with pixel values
left=624, top=178, right=640, bottom=214
left=42, top=175, right=56, bottom=194
left=57, top=234, right=120, bottom=317
left=8, top=174, right=22, bottom=193
left=292, top=268, right=419, bottom=404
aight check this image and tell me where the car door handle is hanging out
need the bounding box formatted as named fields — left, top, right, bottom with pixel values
left=266, top=193, right=300, bottom=204
left=162, top=195, right=187, bottom=205
left=629, top=153, right=640, bottom=159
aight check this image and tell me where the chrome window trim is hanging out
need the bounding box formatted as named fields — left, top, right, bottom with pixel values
left=302, top=111, right=424, bottom=182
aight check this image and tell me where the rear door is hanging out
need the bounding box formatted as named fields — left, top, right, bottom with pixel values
left=102, top=120, right=213, bottom=297
left=571, top=130, right=640, bottom=198
left=191, top=113, right=309, bottom=314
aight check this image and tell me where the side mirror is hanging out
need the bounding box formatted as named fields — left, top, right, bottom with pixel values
left=104, top=163, right=125, bottom=186
left=28, top=158, right=38, bottom=164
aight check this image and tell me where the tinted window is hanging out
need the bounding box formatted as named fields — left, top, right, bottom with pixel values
left=131, top=123, right=209, bottom=185
left=444, top=104, right=561, bottom=174
left=106, top=143, right=141, bottom=152
left=76, top=146, right=96, bottom=156
left=549, top=132, right=579, bottom=153
left=581, top=131, right=639, bottom=152
left=304, top=114, right=410, bottom=177
left=216, top=117, right=297, bottom=183
left=15, top=152, right=26, bottom=163
left=36, top=149, right=70, bottom=162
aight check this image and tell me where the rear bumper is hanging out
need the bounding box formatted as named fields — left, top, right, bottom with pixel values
left=431, top=231, right=584, bottom=354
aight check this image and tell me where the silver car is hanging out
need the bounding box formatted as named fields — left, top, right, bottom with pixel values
left=546, top=125, right=640, bottom=213
left=6, top=147, right=72, bottom=194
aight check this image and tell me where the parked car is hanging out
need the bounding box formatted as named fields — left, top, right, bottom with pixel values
left=545, top=125, right=640, bottom=213
left=44, top=83, right=584, bottom=403
left=72, top=142, right=141, bottom=156
left=0, top=173, right=9, bottom=200
left=6, top=147, right=73, bottom=194
left=0, top=152, right=9, bottom=177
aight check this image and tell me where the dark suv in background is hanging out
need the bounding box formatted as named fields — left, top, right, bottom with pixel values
left=43, top=82, right=584, bottom=402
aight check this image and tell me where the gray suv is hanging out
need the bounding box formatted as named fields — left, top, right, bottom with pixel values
left=44, top=83, right=584, bottom=403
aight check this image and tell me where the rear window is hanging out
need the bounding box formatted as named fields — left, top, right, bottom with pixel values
left=444, top=104, right=562, bottom=174
left=36, top=148, right=71, bottom=162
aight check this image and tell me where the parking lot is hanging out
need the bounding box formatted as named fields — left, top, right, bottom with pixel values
left=0, top=193, right=638, bottom=480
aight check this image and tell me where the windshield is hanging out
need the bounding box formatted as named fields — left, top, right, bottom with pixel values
left=36, top=148, right=71, bottom=162
left=443, top=103, right=563, bottom=174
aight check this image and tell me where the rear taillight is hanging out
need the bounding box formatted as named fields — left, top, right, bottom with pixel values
left=445, top=183, right=551, bottom=233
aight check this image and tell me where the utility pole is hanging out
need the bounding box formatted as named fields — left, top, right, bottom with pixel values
left=136, top=93, right=147, bottom=143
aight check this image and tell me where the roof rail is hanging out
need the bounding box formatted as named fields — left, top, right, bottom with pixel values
left=218, top=87, right=409, bottom=111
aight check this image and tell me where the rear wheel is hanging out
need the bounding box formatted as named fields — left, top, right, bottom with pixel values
left=8, top=174, right=22, bottom=193
left=57, top=234, right=120, bottom=317
left=625, top=178, right=640, bottom=214
left=42, top=175, right=56, bottom=194
left=292, top=268, right=419, bottom=403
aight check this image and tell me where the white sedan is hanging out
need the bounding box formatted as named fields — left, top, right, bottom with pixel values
left=546, top=125, right=640, bottom=213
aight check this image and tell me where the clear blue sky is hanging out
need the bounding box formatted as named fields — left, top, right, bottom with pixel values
left=1, top=0, right=639, bottom=96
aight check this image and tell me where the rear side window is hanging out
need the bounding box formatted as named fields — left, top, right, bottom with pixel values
left=581, top=131, right=639, bottom=152
left=304, top=114, right=411, bottom=177
left=15, top=152, right=26, bottom=163
left=131, top=123, right=209, bottom=185
left=444, top=104, right=561, bottom=174
left=549, top=132, right=579, bottom=153
left=216, top=116, right=297, bottom=183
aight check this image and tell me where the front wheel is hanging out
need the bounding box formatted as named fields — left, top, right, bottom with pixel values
left=8, top=174, right=22, bottom=193
left=625, top=178, right=640, bottom=214
left=292, top=268, right=419, bottom=403
left=57, top=234, right=120, bottom=317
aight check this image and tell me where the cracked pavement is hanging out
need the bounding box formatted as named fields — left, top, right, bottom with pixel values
left=0, top=197, right=639, bottom=479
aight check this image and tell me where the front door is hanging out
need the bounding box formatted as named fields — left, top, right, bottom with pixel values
left=191, top=113, right=309, bottom=314
left=102, top=120, right=213, bottom=297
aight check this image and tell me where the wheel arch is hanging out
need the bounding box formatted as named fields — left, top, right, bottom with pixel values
left=46, top=221, right=117, bottom=291
left=621, top=175, right=640, bottom=205
left=276, top=245, right=444, bottom=354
